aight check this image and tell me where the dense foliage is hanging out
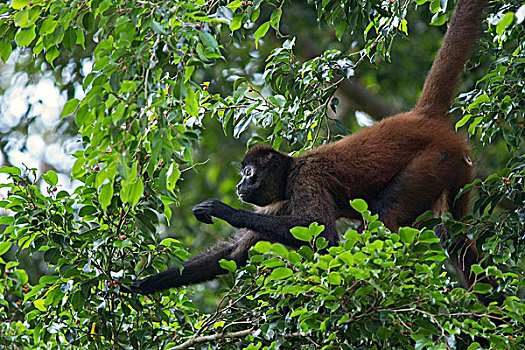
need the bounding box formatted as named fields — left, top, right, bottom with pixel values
left=0, top=0, right=523, bottom=349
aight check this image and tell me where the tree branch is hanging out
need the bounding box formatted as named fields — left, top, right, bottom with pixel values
left=296, top=41, right=399, bottom=121
left=338, top=78, right=399, bottom=120
left=172, top=327, right=255, bottom=350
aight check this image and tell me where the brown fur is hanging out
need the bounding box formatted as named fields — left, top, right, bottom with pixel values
left=132, top=0, right=488, bottom=295
left=288, top=114, right=472, bottom=231
left=414, top=0, right=487, bottom=119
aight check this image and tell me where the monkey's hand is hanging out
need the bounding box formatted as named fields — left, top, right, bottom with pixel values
left=130, top=278, right=153, bottom=295
left=192, top=199, right=234, bottom=224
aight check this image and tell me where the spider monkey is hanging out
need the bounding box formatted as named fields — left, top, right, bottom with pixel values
left=132, top=0, right=487, bottom=295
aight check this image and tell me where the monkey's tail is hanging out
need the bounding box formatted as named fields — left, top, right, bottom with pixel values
left=412, top=0, right=486, bottom=121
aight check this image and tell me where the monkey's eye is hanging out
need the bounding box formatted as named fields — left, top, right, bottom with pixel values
left=244, top=166, right=254, bottom=177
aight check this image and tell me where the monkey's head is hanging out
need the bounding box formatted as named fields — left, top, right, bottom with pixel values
left=236, top=145, right=292, bottom=207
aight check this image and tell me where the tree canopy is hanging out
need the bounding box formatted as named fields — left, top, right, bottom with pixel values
left=0, top=0, right=524, bottom=349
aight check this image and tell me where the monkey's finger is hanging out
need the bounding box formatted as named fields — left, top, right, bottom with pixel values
left=193, top=210, right=215, bottom=224
left=192, top=204, right=213, bottom=223
left=119, top=285, right=133, bottom=294
left=130, top=279, right=156, bottom=295
left=200, top=215, right=214, bottom=224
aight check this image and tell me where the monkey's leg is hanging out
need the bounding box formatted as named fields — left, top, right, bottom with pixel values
left=132, top=229, right=261, bottom=295
left=431, top=191, right=478, bottom=290
left=369, top=148, right=470, bottom=230
left=369, top=150, right=495, bottom=297
left=433, top=191, right=501, bottom=304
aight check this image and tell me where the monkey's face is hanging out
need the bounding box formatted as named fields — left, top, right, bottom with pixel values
left=237, top=145, right=291, bottom=207
left=236, top=163, right=283, bottom=207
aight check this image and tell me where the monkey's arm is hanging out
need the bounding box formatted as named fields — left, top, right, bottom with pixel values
left=132, top=229, right=261, bottom=294
left=192, top=199, right=339, bottom=247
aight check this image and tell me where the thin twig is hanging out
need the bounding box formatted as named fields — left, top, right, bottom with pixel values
left=172, top=327, right=255, bottom=350
left=180, top=160, right=209, bottom=173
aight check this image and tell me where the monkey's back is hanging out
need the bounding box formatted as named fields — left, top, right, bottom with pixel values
left=297, top=113, right=470, bottom=215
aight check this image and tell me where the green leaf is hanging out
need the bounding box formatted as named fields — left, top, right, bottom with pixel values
left=230, top=14, right=243, bottom=32
left=253, top=241, right=271, bottom=253
left=34, top=299, right=47, bottom=312
left=15, top=25, right=36, bottom=47
left=418, top=230, right=440, bottom=244
left=160, top=238, right=181, bottom=247
left=468, top=94, right=489, bottom=109
left=63, top=27, right=77, bottom=51
left=337, top=251, right=354, bottom=265
left=15, top=269, right=28, bottom=285
left=41, top=170, right=58, bottom=186
left=270, top=8, right=282, bottom=30
left=160, top=195, right=174, bottom=223
left=120, top=80, right=136, bottom=93
left=12, top=0, right=29, bottom=10
left=298, top=246, right=314, bottom=260
left=344, top=230, right=358, bottom=250
left=39, top=275, right=59, bottom=285
left=251, top=6, right=260, bottom=22
left=377, top=326, right=394, bottom=340
left=0, top=217, right=14, bottom=225
left=470, top=264, right=484, bottom=276
left=184, top=65, right=195, bottom=82
left=269, top=267, right=293, bottom=281
left=0, top=41, right=13, bottom=63
left=290, top=226, right=312, bottom=242
left=219, top=259, right=237, bottom=273
left=112, top=102, right=125, bottom=123
left=472, top=283, right=493, bottom=294
left=166, top=163, right=180, bottom=191
left=455, top=114, right=471, bottom=131
left=327, top=272, right=342, bottom=285
left=75, top=28, right=85, bottom=48
left=0, top=166, right=21, bottom=176
left=254, top=21, right=270, bottom=49
left=129, top=178, right=144, bottom=207
left=150, top=20, right=166, bottom=34
left=199, top=31, right=218, bottom=50
left=315, top=237, right=328, bottom=250
left=350, top=199, right=368, bottom=213
left=61, top=99, right=80, bottom=118
left=366, top=240, right=384, bottom=251
left=429, top=0, right=441, bottom=13
left=74, top=104, right=93, bottom=128
left=496, top=12, right=514, bottom=36
left=467, top=116, right=483, bottom=135
left=399, top=227, right=418, bottom=244
left=185, top=85, right=198, bottom=116
left=93, top=56, right=109, bottom=71
left=308, top=222, right=324, bottom=238
left=233, top=77, right=247, bottom=90
left=399, top=19, right=408, bottom=35
left=121, top=183, right=131, bottom=204
left=99, top=182, right=114, bottom=210
left=467, top=343, right=481, bottom=350
left=13, top=11, right=27, bottom=27
left=24, top=284, right=44, bottom=303
left=0, top=241, right=13, bottom=255
left=45, top=46, right=59, bottom=65
left=79, top=205, right=97, bottom=217
left=430, top=12, right=446, bottom=26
